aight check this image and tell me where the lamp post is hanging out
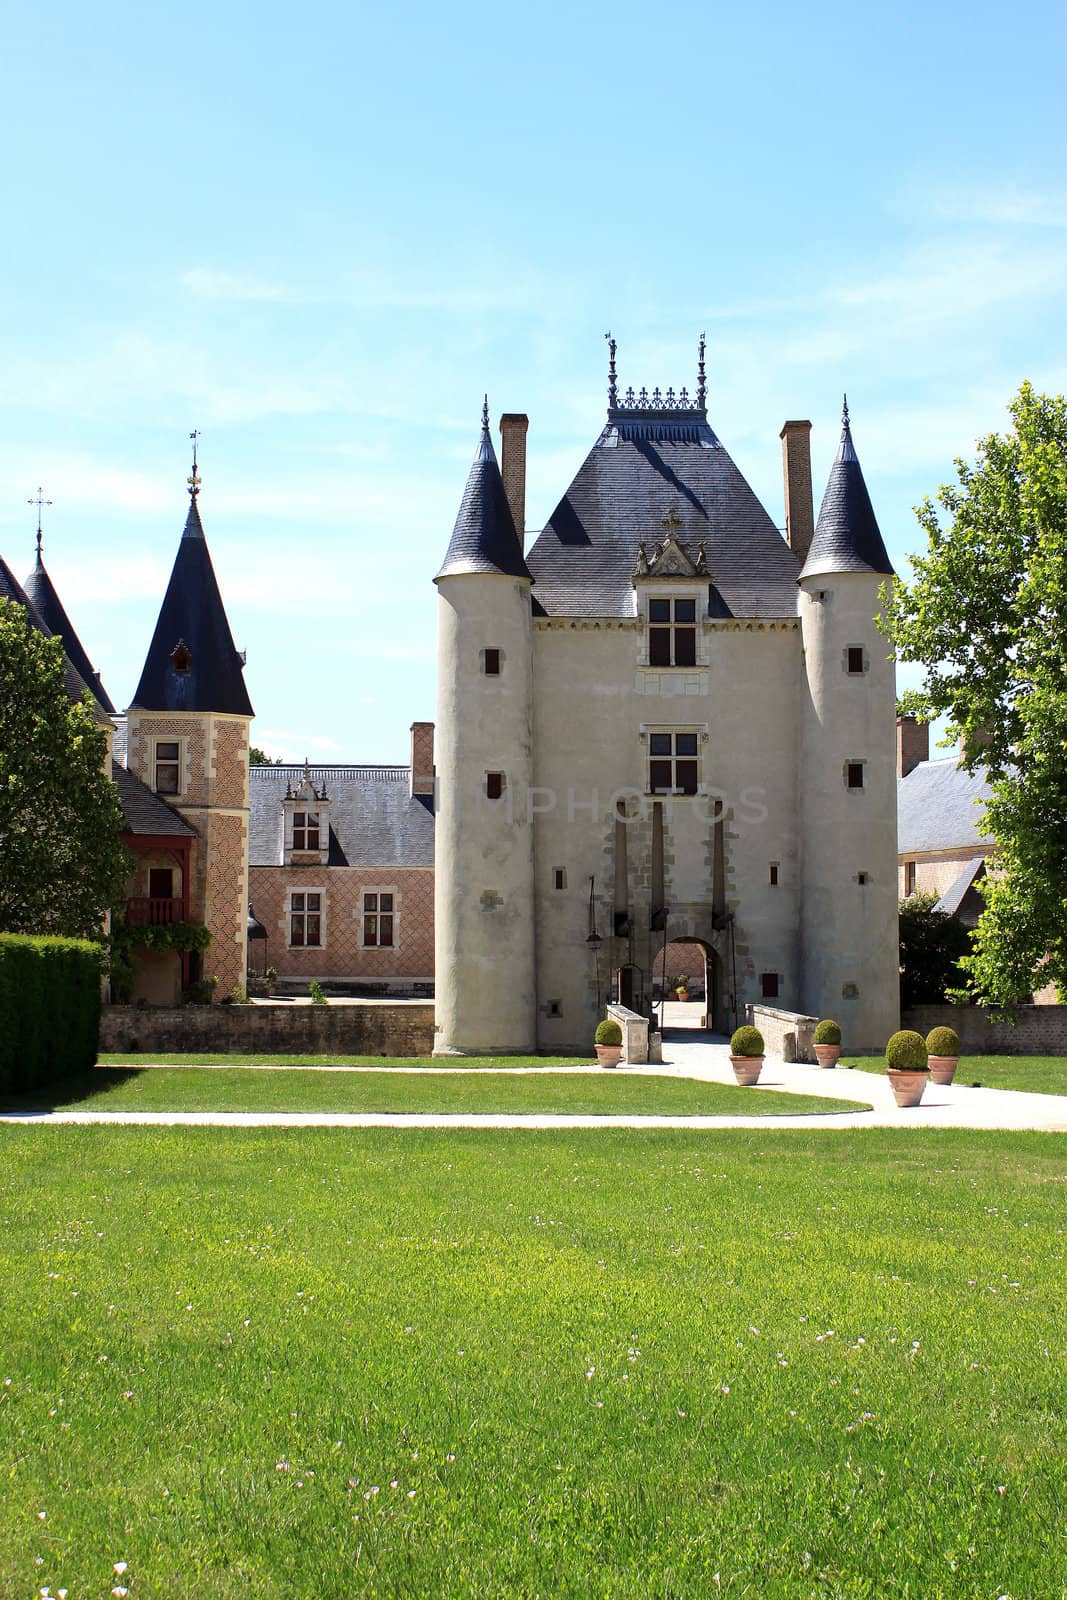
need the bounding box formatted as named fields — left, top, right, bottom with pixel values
left=586, top=876, right=603, bottom=1013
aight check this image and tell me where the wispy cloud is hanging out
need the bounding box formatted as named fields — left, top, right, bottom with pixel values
left=903, top=182, right=1067, bottom=229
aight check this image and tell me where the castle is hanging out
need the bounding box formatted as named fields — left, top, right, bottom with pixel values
left=433, top=341, right=899, bottom=1053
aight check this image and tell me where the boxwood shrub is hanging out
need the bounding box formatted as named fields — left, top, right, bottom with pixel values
left=0, top=933, right=102, bottom=1095
left=730, top=1025, right=765, bottom=1057
left=814, top=1018, right=842, bottom=1046
left=926, top=1025, right=961, bottom=1057
left=595, top=1019, right=623, bottom=1047
left=885, top=1029, right=929, bottom=1071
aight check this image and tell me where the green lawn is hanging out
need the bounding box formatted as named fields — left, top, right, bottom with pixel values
left=842, top=1052, right=1067, bottom=1096
left=2, top=1127, right=1065, bottom=1598
left=1, top=1066, right=866, bottom=1117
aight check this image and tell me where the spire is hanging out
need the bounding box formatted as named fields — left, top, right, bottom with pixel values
left=130, top=458, right=254, bottom=716
left=435, top=399, right=532, bottom=582
left=20, top=492, right=116, bottom=713
left=799, top=398, right=894, bottom=581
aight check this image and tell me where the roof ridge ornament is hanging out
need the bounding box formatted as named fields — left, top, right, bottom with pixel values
left=27, top=486, right=52, bottom=561
left=605, top=331, right=618, bottom=409
left=605, top=336, right=708, bottom=420
left=697, top=333, right=707, bottom=411
left=187, top=430, right=201, bottom=499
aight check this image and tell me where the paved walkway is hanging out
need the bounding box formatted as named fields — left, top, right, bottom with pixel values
left=3, top=1029, right=1066, bottom=1132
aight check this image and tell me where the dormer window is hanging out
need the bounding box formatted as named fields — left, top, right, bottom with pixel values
left=293, top=811, right=320, bottom=851
left=648, top=597, right=697, bottom=667
left=170, top=640, right=192, bottom=675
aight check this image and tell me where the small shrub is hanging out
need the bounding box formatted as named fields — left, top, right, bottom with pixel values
left=309, top=980, right=328, bottom=1006
left=885, top=1029, right=929, bottom=1071
left=730, top=1025, right=764, bottom=1057
left=814, top=1018, right=842, bottom=1046
left=185, top=976, right=218, bottom=1007
left=926, top=1025, right=961, bottom=1057
left=595, top=1019, right=623, bottom=1046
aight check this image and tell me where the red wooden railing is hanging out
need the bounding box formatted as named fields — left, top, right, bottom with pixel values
left=125, top=896, right=184, bottom=927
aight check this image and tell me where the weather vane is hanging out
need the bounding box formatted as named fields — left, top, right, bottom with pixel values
left=187, top=429, right=201, bottom=499
left=27, top=486, right=52, bottom=558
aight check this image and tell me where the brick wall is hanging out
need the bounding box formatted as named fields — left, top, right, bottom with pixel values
left=248, top=865, right=434, bottom=983
left=101, top=1001, right=436, bottom=1057
left=903, top=1004, right=1067, bottom=1056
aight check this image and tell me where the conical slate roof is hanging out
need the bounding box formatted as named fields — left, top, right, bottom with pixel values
left=23, top=551, right=116, bottom=713
left=800, top=401, right=894, bottom=581
left=435, top=403, right=531, bottom=581
left=131, top=496, right=254, bottom=716
left=0, top=555, right=114, bottom=728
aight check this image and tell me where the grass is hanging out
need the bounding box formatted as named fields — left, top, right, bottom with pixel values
left=842, top=1052, right=1067, bottom=1096
left=0, top=1067, right=867, bottom=1117
left=2, top=1126, right=1066, bottom=1598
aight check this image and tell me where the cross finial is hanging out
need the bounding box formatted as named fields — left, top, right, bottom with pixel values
left=27, top=486, right=52, bottom=559
left=661, top=505, right=683, bottom=535
left=187, top=429, right=201, bottom=499
left=696, top=333, right=707, bottom=410
left=605, top=330, right=618, bottom=409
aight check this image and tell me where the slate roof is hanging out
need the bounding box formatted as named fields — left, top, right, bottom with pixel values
left=249, top=765, right=435, bottom=869
left=436, top=404, right=531, bottom=581
left=0, top=554, right=114, bottom=728
left=23, top=552, right=116, bottom=713
left=898, top=758, right=995, bottom=854
left=934, top=857, right=986, bottom=918
left=131, top=497, right=254, bottom=716
left=112, top=760, right=196, bottom=838
left=524, top=408, right=802, bottom=618
left=800, top=403, right=894, bottom=581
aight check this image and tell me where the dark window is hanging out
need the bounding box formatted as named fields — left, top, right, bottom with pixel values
left=649, top=732, right=699, bottom=795
left=290, top=891, right=322, bottom=947
left=293, top=811, right=320, bottom=851
left=905, top=861, right=917, bottom=896
left=554, top=868, right=566, bottom=891
left=856, top=871, right=869, bottom=886
left=761, top=972, right=779, bottom=999
left=547, top=1000, right=562, bottom=1018
left=847, top=646, right=865, bottom=674
left=648, top=596, right=698, bottom=667
left=847, top=762, right=865, bottom=790
left=149, top=868, right=174, bottom=901
left=486, top=772, right=505, bottom=801
left=363, top=891, right=394, bottom=947
left=154, top=740, right=180, bottom=795
left=769, top=863, right=779, bottom=886
left=484, top=648, right=501, bottom=675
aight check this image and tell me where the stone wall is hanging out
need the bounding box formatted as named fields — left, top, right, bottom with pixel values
left=902, top=1004, right=1067, bottom=1056
left=100, top=1000, right=436, bottom=1057
left=747, top=1004, right=819, bottom=1063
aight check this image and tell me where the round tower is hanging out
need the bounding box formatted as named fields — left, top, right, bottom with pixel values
left=797, top=400, right=899, bottom=1051
left=433, top=400, right=537, bottom=1055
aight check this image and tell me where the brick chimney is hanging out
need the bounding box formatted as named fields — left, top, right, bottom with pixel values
left=779, top=419, right=814, bottom=564
left=499, top=413, right=529, bottom=549
left=410, top=721, right=435, bottom=797
left=897, top=714, right=929, bottom=778
left=959, top=724, right=991, bottom=768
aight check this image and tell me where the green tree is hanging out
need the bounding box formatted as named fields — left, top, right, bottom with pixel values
left=898, top=891, right=971, bottom=1008
left=249, top=747, right=281, bottom=765
left=880, top=384, right=1067, bottom=1010
left=0, top=598, right=130, bottom=938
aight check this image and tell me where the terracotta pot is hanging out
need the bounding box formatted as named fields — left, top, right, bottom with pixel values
left=730, top=1055, right=763, bottom=1086
left=928, top=1054, right=959, bottom=1085
left=814, top=1044, right=841, bottom=1068
left=595, top=1044, right=623, bottom=1068
left=886, top=1068, right=929, bottom=1108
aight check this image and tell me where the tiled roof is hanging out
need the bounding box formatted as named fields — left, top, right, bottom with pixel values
left=800, top=404, right=894, bottom=581
left=524, top=412, right=801, bottom=618
left=112, top=759, right=196, bottom=837
left=437, top=407, right=531, bottom=581
left=131, top=497, right=254, bottom=716
left=0, top=555, right=114, bottom=729
left=898, top=758, right=995, bottom=854
left=23, top=553, right=116, bottom=713
left=249, top=765, right=435, bottom=869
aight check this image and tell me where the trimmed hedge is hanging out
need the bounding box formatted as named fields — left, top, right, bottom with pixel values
left=0, top=933, right=103, bottom=1094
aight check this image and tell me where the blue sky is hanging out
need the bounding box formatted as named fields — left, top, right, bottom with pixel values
left=2, top=0, right=1065, bottom=761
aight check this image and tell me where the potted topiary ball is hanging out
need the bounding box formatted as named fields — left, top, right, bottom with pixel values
left=813, top=1018, right=842, bottom=1068
left=926, top=1025, right=961, bottom=1085
left=885, top=1029, right=930, bottom=1107
left=729, top=1024, right=765, bottom=1086
left=595, top=1018, right=624, bottom=1068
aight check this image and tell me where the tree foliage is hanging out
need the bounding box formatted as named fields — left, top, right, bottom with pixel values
left=880, top=385, right=1067, bottom=1010
left=0, top=598, right=130, bottom=938
left=249, top=747, right=281, bottom=765
left=898, top=892, right=971, bottom=1008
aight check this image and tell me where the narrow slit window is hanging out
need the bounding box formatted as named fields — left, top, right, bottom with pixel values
left=769, top=862, right=779, bottom=886
left=554, top=868, right=566, bottom=891
left=486, top=772, right=506, bottom=801
left=484, top=648, right=501, bottom=675
left=761, top=972, right=779, bottom=999
left=846, top=646, right=865, bottom=674
left=846, top=762, right=865, bottom=790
